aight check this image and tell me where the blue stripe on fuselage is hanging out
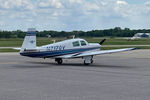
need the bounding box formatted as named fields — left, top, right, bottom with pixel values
left=20, top=47, right=99, bottom=58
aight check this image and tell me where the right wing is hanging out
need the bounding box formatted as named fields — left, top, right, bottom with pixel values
left=56, top=48, right=138, bottom=59
left=75, top=48, right=138, bottom=57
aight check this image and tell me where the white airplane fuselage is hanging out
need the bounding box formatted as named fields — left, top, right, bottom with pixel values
left=20, top=38, right=100, bottom=58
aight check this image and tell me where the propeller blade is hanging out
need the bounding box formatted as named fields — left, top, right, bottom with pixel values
left=99, top=39, right=106, bottom=45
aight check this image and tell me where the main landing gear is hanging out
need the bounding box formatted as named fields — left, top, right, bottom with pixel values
left=55, top=56, right=93, bottom=65
left=55, top=58, right=63, bottom=64
left=83, top=56, right=93, bottom=65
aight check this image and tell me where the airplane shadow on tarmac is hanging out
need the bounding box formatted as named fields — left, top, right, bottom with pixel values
left=11, top=61, right=134, bottom=69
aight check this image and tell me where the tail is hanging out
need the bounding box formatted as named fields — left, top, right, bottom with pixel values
left=20, top=28, right=36, bottom=53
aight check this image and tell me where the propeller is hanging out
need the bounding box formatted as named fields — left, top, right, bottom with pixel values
left=99, top=39, right=106, bottom=45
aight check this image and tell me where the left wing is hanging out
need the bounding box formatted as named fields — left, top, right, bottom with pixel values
left=57, top=48, right=138, bottom=59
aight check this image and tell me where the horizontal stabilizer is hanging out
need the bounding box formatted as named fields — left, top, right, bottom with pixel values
left=13, top=48, right=21, bottom=50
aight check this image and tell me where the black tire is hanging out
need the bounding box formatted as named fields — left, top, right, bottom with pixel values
left=91, top=59, right=93, bottom=64
left=58, top=59, right=63, bottom=64
left=84, top=60, right=90, bottom=65
left=84, top=59, right=93, bottom=65
left=55, top=58, right=63, bottom=64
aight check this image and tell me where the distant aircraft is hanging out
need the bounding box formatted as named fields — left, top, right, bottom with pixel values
left=14, top=29, right=137, bottom=65
left=127, top=37, right=141, bottom=41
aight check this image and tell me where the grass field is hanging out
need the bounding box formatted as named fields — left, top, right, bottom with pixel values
left=0, top=49, right=19, bottom=52
left=85, top=38, right=150, bottom=45
left=0, top=38, right=66, bottom=47
left=0, top=37, right=150, bottom=47
left=0, top=37, right=150, bottom=52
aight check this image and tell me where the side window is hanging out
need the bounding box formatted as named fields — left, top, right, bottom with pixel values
left=80, top=41, right=87, bottom=46
left=72, top=41, right=80, bottom=47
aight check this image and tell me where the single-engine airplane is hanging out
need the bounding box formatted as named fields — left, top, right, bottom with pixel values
left=15, top=29, right=138, bottom=65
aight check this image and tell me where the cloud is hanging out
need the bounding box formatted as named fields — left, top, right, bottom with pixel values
left=117, top=0, right=127, bottom=5
left=145, top=1, right=150, bottom=11
left=0, top=0, right=34, bottom=10
left=68, top=0, right=82, bottom=4
left=39, top=0, right=63, bottom=8
left=0, top=0, right=150, bottom=31
left=0, top=20, right=4, bottom=25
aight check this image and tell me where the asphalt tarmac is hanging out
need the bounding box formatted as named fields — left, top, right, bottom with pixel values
left=0, top=50, right=150, bottom=100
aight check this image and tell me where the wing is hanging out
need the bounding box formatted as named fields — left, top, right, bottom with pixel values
left=56, top=48, right=138, bottom=59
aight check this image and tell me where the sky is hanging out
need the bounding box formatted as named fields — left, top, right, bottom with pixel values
left=0, top=0, right=150, bottom=31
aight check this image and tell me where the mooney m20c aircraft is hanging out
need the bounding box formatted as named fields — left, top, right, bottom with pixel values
left=15, top=29, right=137, bottom=65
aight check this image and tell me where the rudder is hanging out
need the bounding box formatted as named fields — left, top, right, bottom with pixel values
left=20, top=28, right=36, bottom=53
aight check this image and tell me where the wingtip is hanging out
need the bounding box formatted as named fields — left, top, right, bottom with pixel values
left=132, top=47, right=140, bottom=50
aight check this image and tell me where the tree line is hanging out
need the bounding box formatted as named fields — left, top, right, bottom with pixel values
left=0, top=27, right=150, bottom=38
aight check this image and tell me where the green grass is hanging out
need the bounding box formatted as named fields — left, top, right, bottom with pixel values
left=0, top=48, right=19, bottom=52
left=36, top=37, right=66, bottom=46
left=1, top=37, right=150, bottom=47
left=0, top=38, right=23, bottom=47
left=0, top=38, right=66, bottom=47
left=0, top=37, right=150, bottom=47
left=0, top=37, right=150, bottom=52
left=85, top=38, right=150, bottom=45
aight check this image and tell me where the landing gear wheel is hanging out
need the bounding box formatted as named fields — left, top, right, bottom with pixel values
left=55, top=58, right=63, bottom=64
left=84, top=59, right=93, bottom=65
left=91, top=59, right=93, bottom=64
left=84, top=60, right=90, bottom=65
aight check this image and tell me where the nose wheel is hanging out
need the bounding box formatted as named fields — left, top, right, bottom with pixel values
left=55, top=58, right=63, bottom=64
left=84, top=59, right=93, bottom=65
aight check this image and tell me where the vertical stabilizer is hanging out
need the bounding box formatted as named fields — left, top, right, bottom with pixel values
left=20, top=28, right=36, bottom=53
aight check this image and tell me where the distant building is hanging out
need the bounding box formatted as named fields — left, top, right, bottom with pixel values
left=134, top=33, right=150, bottom=38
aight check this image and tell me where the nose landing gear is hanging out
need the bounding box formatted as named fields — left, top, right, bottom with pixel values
left=83, top=56, right=93, bottom=65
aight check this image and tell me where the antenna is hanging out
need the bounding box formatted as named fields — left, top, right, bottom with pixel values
left=72, top=35, right=75, bottom=39
left=52, top=40, right=56, bottom=43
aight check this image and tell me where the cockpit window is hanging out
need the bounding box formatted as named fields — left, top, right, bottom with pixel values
left=80, top=40, right=87, bottom=46
left=72, top=41, right=80, bottom=47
